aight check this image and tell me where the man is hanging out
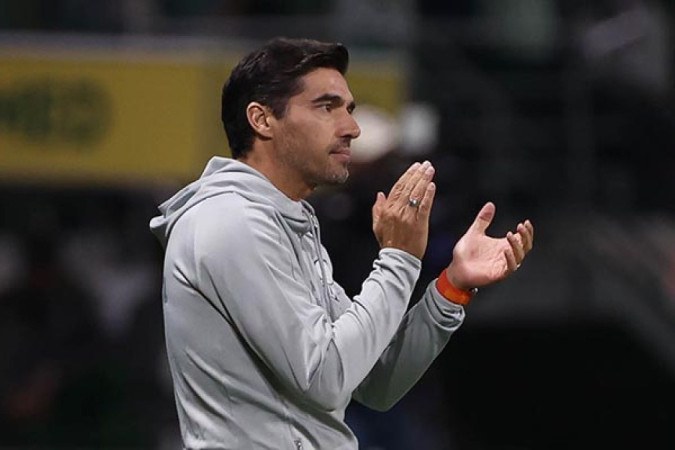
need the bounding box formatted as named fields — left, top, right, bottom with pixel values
left=150, top=37, right=533, bottom=449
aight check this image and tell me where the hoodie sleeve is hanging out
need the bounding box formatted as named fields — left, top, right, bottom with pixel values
left=191, top=195, right=420, bottom=411
left=351, top=281, right=465, bottom=411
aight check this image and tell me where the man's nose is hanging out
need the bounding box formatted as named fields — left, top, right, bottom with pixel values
left=340, top=113, right=361, bottom=139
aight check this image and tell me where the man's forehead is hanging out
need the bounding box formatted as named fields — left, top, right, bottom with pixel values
left=297, top=68, right=353, bottom=100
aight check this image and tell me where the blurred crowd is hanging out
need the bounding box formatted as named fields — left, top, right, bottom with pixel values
left=0, top=0, right=331, bottom=33
left=0, top=187, right=177, bottom=447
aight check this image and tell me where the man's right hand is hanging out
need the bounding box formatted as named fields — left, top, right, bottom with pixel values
left=371, top=161, right=436, bottom=260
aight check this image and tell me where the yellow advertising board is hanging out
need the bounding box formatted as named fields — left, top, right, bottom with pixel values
left=0, top=37, right=403, bottom=185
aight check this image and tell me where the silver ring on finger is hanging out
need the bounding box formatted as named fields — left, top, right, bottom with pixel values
left=408, top=198, right=420, bottom=208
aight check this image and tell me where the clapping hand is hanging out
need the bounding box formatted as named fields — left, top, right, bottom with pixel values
left=372, top=161, right=436, bottom=260
left=444, top=202, right=534, bottom=290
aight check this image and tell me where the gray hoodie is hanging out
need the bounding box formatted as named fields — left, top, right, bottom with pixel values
left=150, top=157, right=465, bottom=449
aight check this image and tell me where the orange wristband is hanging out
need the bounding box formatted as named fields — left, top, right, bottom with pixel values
left=436, top=268, right=477, bottom=305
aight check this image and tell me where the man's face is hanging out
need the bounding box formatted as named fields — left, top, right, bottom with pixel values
left=271, top=67, right=361, bottom=191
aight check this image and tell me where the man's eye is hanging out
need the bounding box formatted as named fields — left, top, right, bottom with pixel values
left=322, top=104, right=333, bottom=112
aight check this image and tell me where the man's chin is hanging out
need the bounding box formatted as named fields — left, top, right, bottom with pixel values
left=326, top=169, right=350, bottom=185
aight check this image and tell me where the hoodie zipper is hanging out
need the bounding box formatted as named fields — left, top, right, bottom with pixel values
left=305, top=209, right=334, bottom=318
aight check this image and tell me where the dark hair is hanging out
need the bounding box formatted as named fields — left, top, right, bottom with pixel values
left=221, top=37, right=349, bottom=159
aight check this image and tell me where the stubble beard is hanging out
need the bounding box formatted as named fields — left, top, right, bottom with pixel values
left=325, top=141, right=350, bottom=185
left=280, top=140, right=350, bottom=188
left=308, top=151, right=350, bottom=187
left=331, top=169, right=350, bottom=185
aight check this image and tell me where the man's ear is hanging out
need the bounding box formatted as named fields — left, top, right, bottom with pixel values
left=246, top=102, right=274, bottom=139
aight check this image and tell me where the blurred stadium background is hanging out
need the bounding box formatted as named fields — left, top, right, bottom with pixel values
left=1, top=0, right=675, bottom=448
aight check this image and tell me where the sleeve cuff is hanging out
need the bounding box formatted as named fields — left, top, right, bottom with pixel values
left=426, top=279, right=466, bottom=327
left=378, top=248, right=422, bottom=271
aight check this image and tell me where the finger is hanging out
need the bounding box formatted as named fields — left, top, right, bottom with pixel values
left=504, top=247, right=519, bottom=272
left=517, top=221, right=533, bottom=253
left=507, top=231, right=525, bottom=263
left=408, top=163, right=435, bottom=208
left=468, top=202, right=496, bottom=235
left=525, top=220, right=534, bottom=246
left=398, top=161, right=431, bottom=206
left=417, top=182, right=436, bottom=220
left=389, top=162, right=421, bottom=201
left=372, top=191, right=385, bottom=228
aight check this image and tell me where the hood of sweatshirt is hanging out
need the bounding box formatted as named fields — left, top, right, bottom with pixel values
left=149, top=157, right=313, bottom=247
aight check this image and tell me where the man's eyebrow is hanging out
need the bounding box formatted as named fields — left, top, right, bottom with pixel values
left=311, top=93, right=356, bottom=111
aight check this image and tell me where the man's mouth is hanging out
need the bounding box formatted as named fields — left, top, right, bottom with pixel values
left=330, top=148, right=351, bottom=163
left=331, top=148, right=351, bottom=156
left=330, top=141, right=352, bottom=157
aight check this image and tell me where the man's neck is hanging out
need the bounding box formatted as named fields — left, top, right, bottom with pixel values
left=237, top=154, right=312, bottom=201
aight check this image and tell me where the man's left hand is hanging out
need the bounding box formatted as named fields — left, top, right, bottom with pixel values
left=444, top=202, right=534, bottom=290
